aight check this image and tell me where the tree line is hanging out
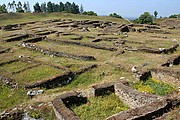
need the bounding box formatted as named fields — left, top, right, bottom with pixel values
left=33, top=1, right=81, bottom=14
left=0, top=1, right=84, bottom=14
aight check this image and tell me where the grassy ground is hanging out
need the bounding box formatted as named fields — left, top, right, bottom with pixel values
left=13, top=65, right=65, bottom=84
left=0, top=12, right=130, bottom=26
left=0, top=84, right=27, bottom=111
left=0, top=61, right=32, bottom=73
left=132, top=78, right=175, bottom=95
left=71, top=93, right=129, bottom=120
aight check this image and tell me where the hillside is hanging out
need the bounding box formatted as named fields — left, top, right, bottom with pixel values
left=0, top=12, right=130, bottom=26
left=0, top=13, right=179, bottom=120
left=155, top=18, right=180, bottom=29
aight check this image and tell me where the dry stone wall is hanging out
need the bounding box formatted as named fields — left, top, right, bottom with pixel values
left=107, top=96, right=180, bottom=120
left=20, top=42, right=96, bottom=61
left=115, top=82, right=159, bottom=108
left=52, top=81, right=163, bottom=120
left=25, top=64, right=97, bottom=89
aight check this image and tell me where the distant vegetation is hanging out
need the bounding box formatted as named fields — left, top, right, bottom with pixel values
left=0, top=4, right=7, bottom=14
left=134, top=12, right=153, bottom=24
left=0, top=1, right=99, bottom=16
left=154, top=10, right=158, bottom=19
left=109, top=13, right=122, bottom=19
left=82, top=11, right=97, bottom=16
left=169, top=14, right=180, bottom=18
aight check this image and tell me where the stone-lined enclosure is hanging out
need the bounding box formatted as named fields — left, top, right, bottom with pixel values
left=0, top=17, right=180, bottom=119
left=52, top=81, right=180, bottom=120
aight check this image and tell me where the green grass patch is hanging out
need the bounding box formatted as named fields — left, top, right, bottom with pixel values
left=14, top=65, right=64, bottom=84
left=0, top=61, right=31, bottom=73
left=133, top=78, right=175, bottom=95
left=0, top=84, right=27, bottom=112
left=70, top=93, right=129, bottom=120
left=67, top=68, right=103, bottom=89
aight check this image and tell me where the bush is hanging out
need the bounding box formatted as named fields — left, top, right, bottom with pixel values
left=134, top=12, right=153, bottom=24
left=82, top=11, right=97, bottom=16
left=169, top=14, right=180, bottom=18
left=109, top=13, right=122, bottom=19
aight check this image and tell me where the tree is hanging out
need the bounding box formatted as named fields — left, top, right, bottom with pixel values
left=154, top=11, right=158, bottom=19
left=23, top=2, right=27, bottom=12
left=11, top=1, right=16, bottom=12
left=41, top=2, right=47, bottom=13
left=169, top=14, right=179, bottom=18
left=47, top=1, right=54, bottom=12
left=33, top=2, right=42, bottom=12
left=26, top=2, right=31, bottom=12
left=71, top=2, right=79, bottom=14
left=54, top=4, right=60, bottom=12
left=59, top=2, right=64, bottom=12
left=83, top=11, right=97, bottom=16
left=64, top=2, right=72, bottom=13
left=136, top=12, right=153, bottom=24
left=0, top=4, right=8, bottom=14
left=109, top=13, right=122, bottom=19
left=80, top=4, right=84, bottom=14
left=7, top=2, right=12, bottom=12
left=16, top=1, right=24, bottom=13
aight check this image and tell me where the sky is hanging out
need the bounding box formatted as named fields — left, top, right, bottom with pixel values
left=0, top=0, right=180, bottom=18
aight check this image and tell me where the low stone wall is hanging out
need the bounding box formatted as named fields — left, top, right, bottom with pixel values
left=52, top=81, right=162, bottom=120
left=151, top=68, right=180, bottom=80
left=138, top=44, right=179, bottom=54
left=20, top=42, right=96, bottom=61
left=92, top=82, right=115, bottom=96
left=74, top=64, right=97, bottom=75
left=23, top=36, right=45, bottom=43
left=25, top=71, right=73, bottom=89
left=0, top=59, right=19, bottom=66
left=12, top=64, right=41, bottom=74
left=35, top=30, right=56, bottom=36
left=115, top=82, right=159, bottom=108
left=0, top=76, right=17, bottom=88
left=107, top=96, right=180, bottom=120
left=47, top=39, right=117, bottom=51
left=52, top=82, right=116, bottom=120
left=0, top=48, right=11, bottom=54
left=162, top=54, right=180, bottom=67
left=3, top=34, right=30, bottom=42
left=0, top=107, right=23, bottom=120
left=52, top=92, right=81, bottom=120
left=151, top=68, right=180, bottom=88
left=25, top=64, right=97, bottom=89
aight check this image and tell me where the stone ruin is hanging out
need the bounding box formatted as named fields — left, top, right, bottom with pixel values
left=20, top=42, right=96, bottom=61
left=0, top=18, right=180, bottom=119
left=25, top=64, right=97, bottom=89
left=0, top=58, right=96, bottom=90
left=161, top=54, right=180, bottom=67
left=52, top=81, right=180, bottom=120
